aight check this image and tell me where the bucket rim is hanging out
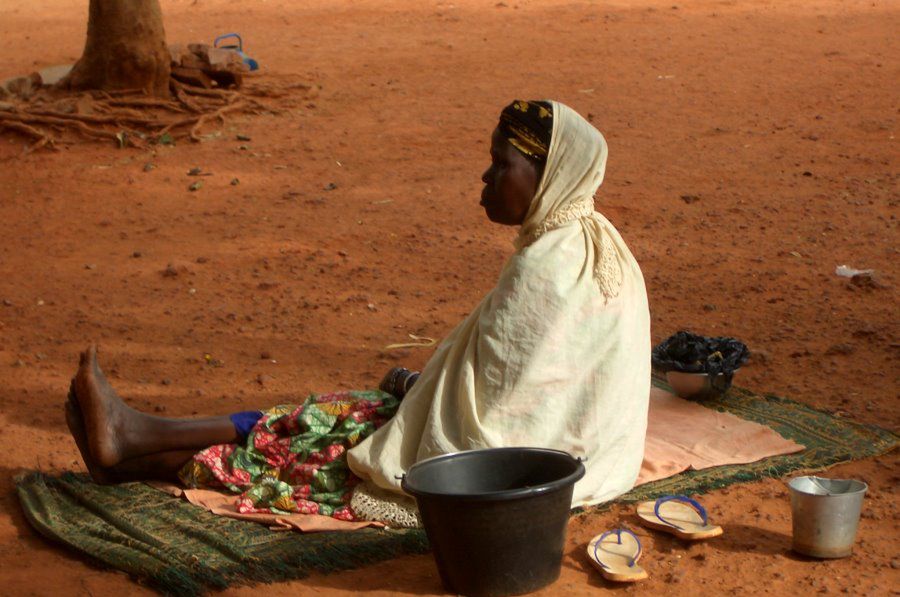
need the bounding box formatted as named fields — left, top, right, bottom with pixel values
left=400, top=446, right=586, bottom=502
left=787, top=475, right=868, bottom=497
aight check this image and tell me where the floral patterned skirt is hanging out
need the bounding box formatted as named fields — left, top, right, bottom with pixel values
left=178, top=390, right=400, bottom=521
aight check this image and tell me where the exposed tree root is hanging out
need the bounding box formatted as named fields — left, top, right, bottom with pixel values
left=171, top=80, right=239, bottom=101
left=0, top=74, right=310, bottom=154
left=170, top=80, right=202, bottom=114
left=11, top=112, right=132, bottom=138
left=96, top=89, right=145, bottom=98
left=104, top=97, right=186, bottom=111
left=0, top=120, right=55, bottom=153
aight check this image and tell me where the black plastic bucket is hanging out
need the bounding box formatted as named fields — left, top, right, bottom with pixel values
left=401, top=447, right=585, bottom=597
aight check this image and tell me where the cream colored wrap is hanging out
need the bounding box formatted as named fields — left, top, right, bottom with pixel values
left=347, top=102, right=651, bottom=507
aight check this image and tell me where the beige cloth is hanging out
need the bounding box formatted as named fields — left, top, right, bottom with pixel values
left=636, top=387, right=804, bottom=485
left=347, top=101, right=652, bottom=507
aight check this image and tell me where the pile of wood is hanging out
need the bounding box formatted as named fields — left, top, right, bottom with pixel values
left=0, top=71, right=53, bottom=101
left=168, top=43, right=249, bottom=90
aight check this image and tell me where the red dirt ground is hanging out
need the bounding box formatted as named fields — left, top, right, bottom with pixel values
left=1, top=0, right=897, bottom=594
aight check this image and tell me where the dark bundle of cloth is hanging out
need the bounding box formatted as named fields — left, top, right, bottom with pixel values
left=652, top=331, right=750, bottom=376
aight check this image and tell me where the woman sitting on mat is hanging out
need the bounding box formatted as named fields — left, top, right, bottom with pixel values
left=65, top=100, right=651, bottom=522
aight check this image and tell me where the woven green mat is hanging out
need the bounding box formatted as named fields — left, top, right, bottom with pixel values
left=16, top=471, right=430, bottom=594
left=16, top=378, right=897, bottom=594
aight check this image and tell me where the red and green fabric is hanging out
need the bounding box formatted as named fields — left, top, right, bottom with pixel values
left=179, top=390, right=400, bottom=520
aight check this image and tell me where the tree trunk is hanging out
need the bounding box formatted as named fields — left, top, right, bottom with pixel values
left=62, top=0, right=170, bottom=97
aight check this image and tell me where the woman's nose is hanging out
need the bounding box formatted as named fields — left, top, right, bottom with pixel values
left=481, top=166, right=492, bottom=184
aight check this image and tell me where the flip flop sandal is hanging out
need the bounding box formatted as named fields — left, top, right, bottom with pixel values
left=586, top=528, right=648, bottom=582
left=636, top=495, right=723, bottom=540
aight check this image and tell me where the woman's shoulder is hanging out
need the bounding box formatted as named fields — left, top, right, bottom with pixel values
left=503, top=225, right=585, bottom=291
left=518, top=224, right=585, bottom=269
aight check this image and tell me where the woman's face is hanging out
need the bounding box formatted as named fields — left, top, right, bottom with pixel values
left=480, top=127, right=542, bottom=226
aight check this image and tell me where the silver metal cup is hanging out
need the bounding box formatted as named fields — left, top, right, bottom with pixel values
left=788, top=476, right=867, bottom=558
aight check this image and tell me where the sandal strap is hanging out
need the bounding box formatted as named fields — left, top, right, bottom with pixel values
left=593, top=528, right=642, bottom=569
left=653, top=495, right=708, bottom=531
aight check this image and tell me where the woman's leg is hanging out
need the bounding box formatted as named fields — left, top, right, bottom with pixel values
left=70, top=345, right=241, bottom=468
left=65, top=399, right=196, bottom=483
left=111, top=451, right=200, bottom=483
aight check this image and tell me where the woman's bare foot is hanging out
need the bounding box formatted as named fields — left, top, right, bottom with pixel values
left=66, top=381, right=196, bottom=484
left=64, top=386, right=119, bottom=485
left=71, top=345, right=142, bottom=467
left=68, top=345, right=241, bottom=471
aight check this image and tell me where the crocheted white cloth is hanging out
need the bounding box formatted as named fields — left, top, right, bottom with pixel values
left=522, top=196, right=623, bottom=301
left=351, top=482, right=422, bottom=528
left=524, top=196, right=595, bottom=244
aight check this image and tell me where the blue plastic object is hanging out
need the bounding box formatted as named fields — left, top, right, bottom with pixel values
left=213, top=33, right=259, bottom=71
left=593, top=528, right=643, bottom=569
left=653, top=495, right=709, bottom=531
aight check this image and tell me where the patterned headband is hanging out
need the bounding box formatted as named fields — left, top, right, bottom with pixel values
left=498, top=100, right=554, bottom=161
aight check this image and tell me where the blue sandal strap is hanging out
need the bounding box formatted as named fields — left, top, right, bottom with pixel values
left=653, top=495, right=709, bottom=531
left=593, top=528, right=642, bottom=569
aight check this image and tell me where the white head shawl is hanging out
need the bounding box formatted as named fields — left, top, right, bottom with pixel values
left=348, top=101, right=651, bottom=508
left=517, top=102, right=623, bottom=302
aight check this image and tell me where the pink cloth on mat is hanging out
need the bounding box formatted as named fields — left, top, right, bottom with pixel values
left=148, top=482, right=383, bottom=532
left=635, top=387, right=804, bottom=486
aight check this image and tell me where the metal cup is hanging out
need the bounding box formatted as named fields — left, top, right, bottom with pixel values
left=788, top=476, right=867, bottom=558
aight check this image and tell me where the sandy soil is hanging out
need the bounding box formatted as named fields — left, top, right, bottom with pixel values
left=0, top=0, right=897, bottom=594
